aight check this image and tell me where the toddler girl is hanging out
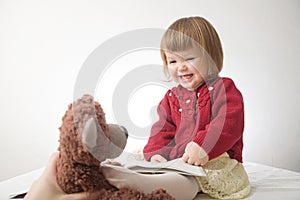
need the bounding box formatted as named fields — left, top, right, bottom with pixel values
left=103, top=16, right=251, bottom=200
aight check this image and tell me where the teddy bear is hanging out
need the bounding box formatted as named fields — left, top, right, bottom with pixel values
left=56, top=94, right=175, bottom=199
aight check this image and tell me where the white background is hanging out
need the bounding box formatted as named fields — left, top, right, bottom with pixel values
left=0, top=0, right=299, bottom=181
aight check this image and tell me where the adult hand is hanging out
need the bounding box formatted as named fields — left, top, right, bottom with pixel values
left=150, top=154, right=167, bottom=163
left=182, top=142, right=209, bottom=166
left=24, top=152, right=101, bottom=200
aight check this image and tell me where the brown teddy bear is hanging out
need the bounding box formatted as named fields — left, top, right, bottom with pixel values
left=56, top=94, right=174, bottom=199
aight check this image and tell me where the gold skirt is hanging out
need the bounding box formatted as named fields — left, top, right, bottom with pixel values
left=195, top=153, right=251, bottom=199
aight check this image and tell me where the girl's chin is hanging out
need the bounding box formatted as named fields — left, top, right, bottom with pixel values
left=180, top=81, right=203, bottom=91
left=180, top=83, right=196, bottom=91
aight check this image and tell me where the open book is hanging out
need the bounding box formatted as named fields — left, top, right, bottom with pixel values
left=101, top=158, right=206, bottom=176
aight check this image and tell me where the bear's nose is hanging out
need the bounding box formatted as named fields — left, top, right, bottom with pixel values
left=120, top=126, right=128, bottom=139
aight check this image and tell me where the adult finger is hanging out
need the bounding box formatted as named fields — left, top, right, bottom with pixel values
left=63, top=190, right=103, bottom=200
left=42, top=152, right=59, bottom=178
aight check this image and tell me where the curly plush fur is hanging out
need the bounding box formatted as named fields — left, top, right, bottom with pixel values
left=56, top=94, right=174, bottom=199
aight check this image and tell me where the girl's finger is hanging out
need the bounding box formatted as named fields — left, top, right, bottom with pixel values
left=194, top=161, right=200, bottom=166
left=187, top=157, right=195, bottom=165
left=158, top=156, right=167, bottom=163
left=182, top=153, right=188, bottom=162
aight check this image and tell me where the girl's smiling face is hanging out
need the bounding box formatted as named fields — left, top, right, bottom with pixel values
left=165, top=47, right=208, bottom=91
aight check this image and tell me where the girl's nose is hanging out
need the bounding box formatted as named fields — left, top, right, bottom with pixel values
left=177, top=62, right=188, bottom=72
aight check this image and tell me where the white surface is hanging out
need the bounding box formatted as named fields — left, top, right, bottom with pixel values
left=1, top=162, right=300, bottom=200
left=1, top=0, right=300, bottom=181
left=195, top=162, right=300, bottom=200
left=0, top=168, right=43, bottom=199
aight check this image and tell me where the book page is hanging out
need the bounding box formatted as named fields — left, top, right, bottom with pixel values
left=102, top=157, right=205, bottom=176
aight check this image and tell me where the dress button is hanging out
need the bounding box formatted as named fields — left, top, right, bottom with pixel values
left=197, top=93, right=200, bottom=97
left=186, top=99, right=191, bottom=104
left=178, top=108, right=182, bottom=112
left=169, top=93, right=172, bottom=97
left=208, top=86, right=214, bottom=91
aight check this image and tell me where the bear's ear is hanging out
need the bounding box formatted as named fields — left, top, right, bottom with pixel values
left=106, top=124, right=128, bottom=158
left=82, top=118, right=98, bottom=149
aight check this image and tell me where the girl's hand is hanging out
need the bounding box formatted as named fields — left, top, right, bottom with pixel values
left=150, top=154, right=167, bottom=163
left=182, top=142, right=209, bottom=166
left=24, top=152, right=101, bottom=200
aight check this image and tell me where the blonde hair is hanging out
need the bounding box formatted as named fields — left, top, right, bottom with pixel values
left=160, top=16, right=223, bottom=80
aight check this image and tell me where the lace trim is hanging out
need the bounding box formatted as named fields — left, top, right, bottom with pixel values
left=195, top=153, right=251, bottom=199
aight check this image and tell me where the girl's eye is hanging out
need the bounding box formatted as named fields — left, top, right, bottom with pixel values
left=186, top=57, right=194, bottom=61
left=169, top=60, right=176, bottom=64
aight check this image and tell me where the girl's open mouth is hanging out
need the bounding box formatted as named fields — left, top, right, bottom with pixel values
left=179, top=74, right=193, bottom=81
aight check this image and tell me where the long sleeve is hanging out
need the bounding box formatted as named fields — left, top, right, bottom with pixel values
left=193, top=78, right=244, bottom=162
left=143, top=91, right=177, bottom=161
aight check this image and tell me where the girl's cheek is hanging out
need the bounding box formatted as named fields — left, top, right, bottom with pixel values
left=167, top=67, right=173, bottom=74
left=168, top=67, right=178, bottom=81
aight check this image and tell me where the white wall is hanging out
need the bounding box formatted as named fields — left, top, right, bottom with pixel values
left=0, top=0, right=299, bottom=181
